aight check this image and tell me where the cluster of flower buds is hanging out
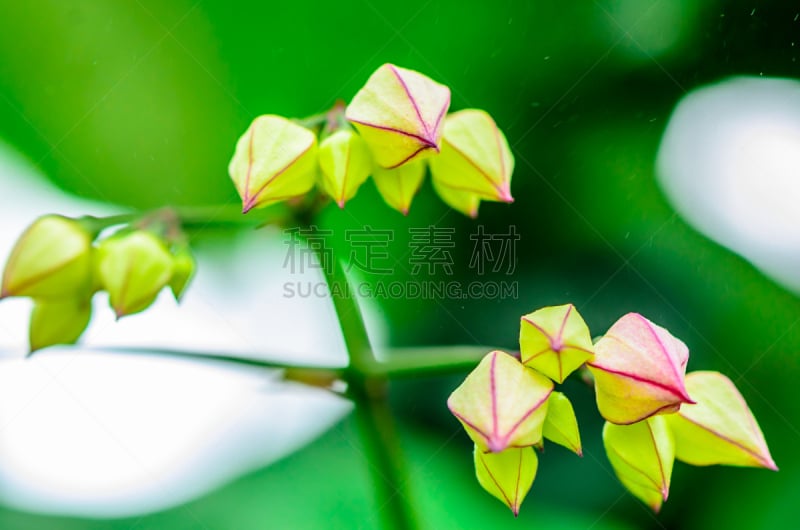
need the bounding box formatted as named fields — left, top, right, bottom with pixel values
left=448, top=305, right=776, bottom=516
left=228, top=64, right=514, bottom=217
left=0, top=214, right=196, bottom=352
left=448, top=304, right=590, bottom=515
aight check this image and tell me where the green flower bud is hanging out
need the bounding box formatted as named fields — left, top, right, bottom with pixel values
left=228, top=115, right=318, bottom=213
left=665, top=371, right=777, bottom=470
left=448, top=351, right=553, bottom=453
left=372, top=159, right=426, bottom=215
left=431, top=176, right=481, bottom=218
left=1, top=215, right=93, bottom=299
left=588, top=313, right=694, bottom=425
left=318, top=129, right=373, bottom=208
left=542, top=391, right=582, bottom=456
left=169, top=245, right=196, bottom=302
left=96, top=231, right=174, bottom=318
left=428, top=109, right=514, bottom=203
left=474, top=445, right=538, bottom=516
left=346, top=64, right=450, bottom=169
left=29, top=296, right=92, bottom=353
left=603, top=416, right=675, bottom=513
left=519, top=304, right=594, bottom=383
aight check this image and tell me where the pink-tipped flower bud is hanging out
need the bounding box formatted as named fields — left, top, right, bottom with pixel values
left=1, top=215, right=93, bottom=300
left=474, top=445, right=538, bottom=516
left=665, top=371, right=777, bottom=470
left=346, top=64, right=450, bottom=169
left=228, top=115, right=318, bottom=213
left=95, top=231, right=174, bottom=318
left=428, top=109, right=514, bottom=204
left=448, top=350, right=553, bottom=453
left=318, top=129, right=373, bottom=208
left=372, top=159, right=426, bottom=215
left=519, top=304, right=594, bottom=383
left=588, top=313, right=694, bottom=425
left=603, top=416, right=675, bottom=513
left=542, top=391, right=583, bottom=456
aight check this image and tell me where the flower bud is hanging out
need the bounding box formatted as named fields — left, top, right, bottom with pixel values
left=169, top=245, right=196, bottom=302
left=29, top=297, right=92, bottom=352
left=603, top=416, right=675, bottom=513
left=448, top=350, right=553, bottom=453
left=588, top=313, right=694, bottom=425
left=542, top=391, right=582, bottom=456
left=519, top=304, right=593, bottom=383
left=228, top=115, right=318, bottom=213
left=372, top=159, right=426, bottom=215
left=96, top=231, right=174, bottom=318
left=428, top=109, right=514, bottom=203
left=345, top=64, right=450, bottom=169
left=665, top=371, right=777, bottom=470
left=431, top=176, right=481, bottom=218
left=474, top=445, right=538, bottom=516
left=1, top=215, right=93, bottom=299
left=318, top=129, right=373, bottom=208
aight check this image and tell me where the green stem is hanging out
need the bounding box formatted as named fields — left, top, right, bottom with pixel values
left=315, top=238, right=418, bottom=530
left=373, top=345, right=501, bottom=378
left=58, top=345, right=489, bottom=380
left=79, top=203, right=292, bottom=235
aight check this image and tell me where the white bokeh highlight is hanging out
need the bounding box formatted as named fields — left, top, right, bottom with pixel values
left=0, top=144, right=355, bottom=517
left=657, top=76, right=800, bottom=293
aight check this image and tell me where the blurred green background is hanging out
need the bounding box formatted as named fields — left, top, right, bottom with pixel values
left=1, top=0, right=799, bottom=528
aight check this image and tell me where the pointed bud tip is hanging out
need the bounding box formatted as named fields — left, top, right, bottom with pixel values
left=337, top=199, right=346, bottom=209
left=679, top=390, right=696, bottom=405
left=241, top=202, right=255, bottom=214
left=498, top=186, right=514, bottom=203
left=512, top=505, right=520, bottom=517
left=762, top=456, right=779, bottom=471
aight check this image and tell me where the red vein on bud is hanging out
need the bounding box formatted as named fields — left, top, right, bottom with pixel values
left=635, top=313, right=688, bottom=395
left=589, top=364, right=695, bottom=403
left=478, top=452, right=514, bottom=511
left=389, top=65, right=431, bottom=140
left=242, top=143, right=313, bottom=213
left=645, top=420, right=669, bottom=500
left=503, top=391, right=552, bottom=442
left=678, top=414, right=778, bottom=470
left=490, top=352, right=499, bottom=448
